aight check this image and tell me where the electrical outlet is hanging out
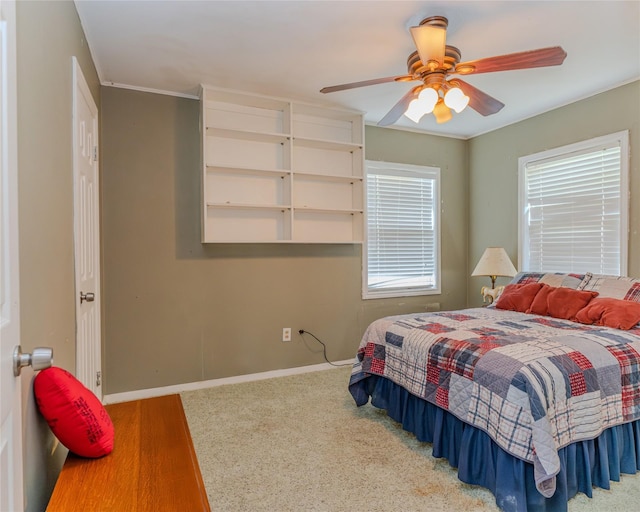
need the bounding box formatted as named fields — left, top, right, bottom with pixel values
left=282, top=327, right=292, bottom=342
left=425, top=302, right=441, bottom=312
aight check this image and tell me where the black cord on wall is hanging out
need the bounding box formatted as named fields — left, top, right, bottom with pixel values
left=298, top=329, right=352, bottom=367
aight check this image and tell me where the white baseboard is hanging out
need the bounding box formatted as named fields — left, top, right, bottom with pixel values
left=103, top=359, right=354, bottom=404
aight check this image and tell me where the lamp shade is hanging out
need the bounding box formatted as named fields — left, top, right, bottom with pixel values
left=471, top=247, right=517, bottom=278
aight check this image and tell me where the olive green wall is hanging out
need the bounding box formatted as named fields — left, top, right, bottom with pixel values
left=365, top=126, right=469, bottom=303
left=468, top=80, right=640, bottom=307
left=16, top=1, right=100, bottom=510
left=106, top=82, right=639, bottom=393
left=100, top=88, right=469, bottom=394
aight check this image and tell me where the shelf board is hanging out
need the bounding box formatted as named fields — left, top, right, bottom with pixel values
left=293, top=207, right=363, bottom=215
left=293, top=137, right=362, bottom=152
left=206, top=126, right=290, bottom=144
left=202, top=239, right=362, bottom=244
left=207, top=202, right=292, bottom=211
left=293, top=171, right=363, bottom=183
left=291, top=239, right=363, bottom=244
left=206, top=165, right=290, bottom=178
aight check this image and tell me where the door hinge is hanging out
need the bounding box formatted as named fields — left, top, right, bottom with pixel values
left=96, top=370, right=102, bottom=387
left=93, top=146, right=98, bottom=162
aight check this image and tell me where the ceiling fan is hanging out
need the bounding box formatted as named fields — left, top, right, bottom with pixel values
left=320, top=16, right=567, bottom=126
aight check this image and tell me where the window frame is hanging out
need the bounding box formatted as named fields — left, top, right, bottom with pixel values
left=518, top=130, right=629, bottom=275
left=363, top=160, right=441, bottom=299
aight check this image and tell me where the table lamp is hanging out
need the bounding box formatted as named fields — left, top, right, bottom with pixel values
left=471, top=247, right=517, bottom=304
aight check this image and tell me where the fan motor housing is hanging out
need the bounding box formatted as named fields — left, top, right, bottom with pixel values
left=407, top=45, right=462, bottom=80
left=419, top=16, right=448, bottom=29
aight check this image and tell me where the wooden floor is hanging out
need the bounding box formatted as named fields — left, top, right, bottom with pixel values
left=47, top=394, right=210, bottom=512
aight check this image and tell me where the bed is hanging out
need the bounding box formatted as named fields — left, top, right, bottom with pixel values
left=349, top=272, right=640, bottom=512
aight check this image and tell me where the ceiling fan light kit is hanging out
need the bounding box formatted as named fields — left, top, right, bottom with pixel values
left=321, top=15, right=567, bottom=127
left=403, top=84, right=468, bottom=123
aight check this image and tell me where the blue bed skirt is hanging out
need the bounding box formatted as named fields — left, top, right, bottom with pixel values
left=351, top=375, right=640, bottom=512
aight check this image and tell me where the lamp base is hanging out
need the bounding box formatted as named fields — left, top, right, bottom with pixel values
left=480, top=285, right=505, bottom=305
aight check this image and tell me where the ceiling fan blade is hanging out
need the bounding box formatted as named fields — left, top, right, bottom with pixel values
left=450, top=79, right=504, bottom=116
left=410, top=23, right=446, bottom=69
left=320, top=75, right=413, bottom=94
left=377, top=87, right=420, bottom=127
left=454, top=46, right=567, bottom=75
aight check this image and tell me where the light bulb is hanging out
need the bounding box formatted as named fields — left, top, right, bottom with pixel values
left=444, top=87, right=470, bottom=113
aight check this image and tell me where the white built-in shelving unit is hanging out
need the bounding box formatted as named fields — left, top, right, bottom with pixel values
left=200, top=86, right=364, bottom=243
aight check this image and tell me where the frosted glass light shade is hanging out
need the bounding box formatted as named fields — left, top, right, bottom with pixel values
left=433, top=99, right=452, bottom=124
left=418, top=87, right=438, bottom=110
left=410, top=24, right=446, bottom=70
left=404, top=98, right=426, bottom=123
left=404, top=87, right=438, bottom=123
left=444, top=87, right=470, bottom=113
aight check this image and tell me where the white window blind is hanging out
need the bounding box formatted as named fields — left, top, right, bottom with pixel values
left=519, top=131, right=629, bottom=275
left=364, top=161, right=440, bottom=298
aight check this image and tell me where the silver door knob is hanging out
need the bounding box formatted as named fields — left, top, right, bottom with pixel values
left=13, top=345, right=53, bottom=377
left=80, top=291, right=95, bottom=303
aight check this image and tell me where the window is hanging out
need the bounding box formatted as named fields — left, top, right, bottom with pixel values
left=519, top=131, right=629, bottom=275
left=364, top=161, right=440, bottom=299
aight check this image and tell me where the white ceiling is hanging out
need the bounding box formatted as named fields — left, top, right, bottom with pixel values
left=74, top=0, right=640, bottom=139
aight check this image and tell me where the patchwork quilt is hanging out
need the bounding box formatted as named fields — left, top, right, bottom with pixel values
left=348, top=307, right=640, bottom=497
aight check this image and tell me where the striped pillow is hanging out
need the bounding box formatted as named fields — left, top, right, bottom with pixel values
left=577, top=274, right=640, bottom=303
left=510, top=272, right=586, bottom=290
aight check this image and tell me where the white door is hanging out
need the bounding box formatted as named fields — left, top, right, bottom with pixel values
left=0, top=0, right=24, bottom=509
left=72, top=58, right=101, bottom=398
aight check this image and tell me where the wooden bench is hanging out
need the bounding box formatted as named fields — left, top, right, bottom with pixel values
left=47, top=394, right=211, bottom=512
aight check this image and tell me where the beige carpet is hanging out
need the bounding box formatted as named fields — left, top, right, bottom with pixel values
left=181, top=367, right=640, bottom=512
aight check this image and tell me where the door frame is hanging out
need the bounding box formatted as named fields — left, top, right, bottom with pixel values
left=0, top=0, right=24, bottom=508
left=72, top=57, right=102, bottom=399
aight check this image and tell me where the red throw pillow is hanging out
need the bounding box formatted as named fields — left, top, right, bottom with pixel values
left=575, top=297, right=640, bottom=330
left=34, top=367, right=114, bottom=458
left=546, top=288, right=598, bottom=320
left=495, top=283, right=544, bottom=312
left=527, top=284, right=554, bottom=316
left=574, top=301, right=602, bottom=325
